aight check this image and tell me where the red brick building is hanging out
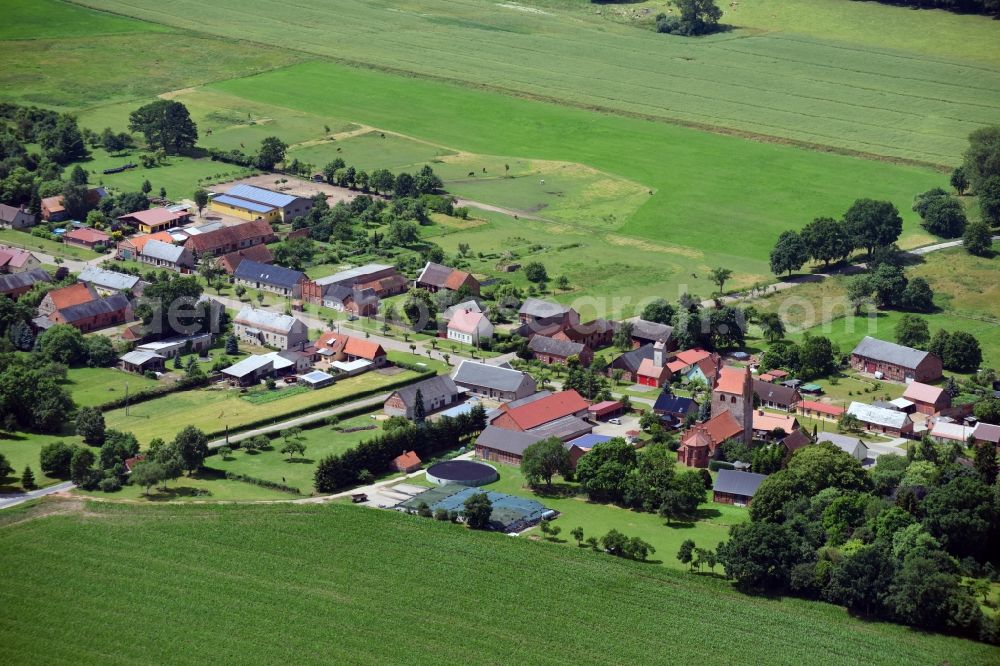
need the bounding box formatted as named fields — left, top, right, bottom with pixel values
left=850, top=336, right=942, bottom=383
left=183, top=220, right=276, bottom=258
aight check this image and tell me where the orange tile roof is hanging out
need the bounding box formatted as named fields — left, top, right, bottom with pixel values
left=796, top=400, right=845, bottom=416
left=64, top=228, right=110, bottom=243
left=343, top=336, right=385, bottom=361
left=752, top=411, right=798, bottom=433
left=184, top=220, right=274, bottom=253
left=443, top=268, right=472, bottom=291
left=391, top=450, right=421, bottom=470
left=48, top=283, right=97, bottom=309
left=715, top=366, right=748, bottom=395
left=500, top=390, right=589, bottom=431
left=41, top=195, right=65, bottom=214
left=637, top=358, right=669, bottom=380
left=902, top=381, right=945, bottom=405
left=682, top=410, right=743, bottom=449
left=118, top=208, right=186, bottom=226
left=128, top=231, right=174, bottom=253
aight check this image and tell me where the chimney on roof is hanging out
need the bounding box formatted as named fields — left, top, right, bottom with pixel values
left=653, top=340, right=665, bottom=368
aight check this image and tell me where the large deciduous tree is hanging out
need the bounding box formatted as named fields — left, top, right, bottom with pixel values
left=128, top=100, right=198, bottom=154
left=521, top=437, right=572, bottom=488
left=800, top=216, right=852, bottom=268
left=843, top=199, right=903, bottom=256
left=769, top=230, right=808, bottom=276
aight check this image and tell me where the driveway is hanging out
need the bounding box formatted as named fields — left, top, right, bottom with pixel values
left=0, top=481, right=76, bottom=511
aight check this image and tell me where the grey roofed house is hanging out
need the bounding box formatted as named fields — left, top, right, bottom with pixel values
left=612, top=343, right=654, bottom=374
left=233, top=259, right=305, bottom=291
left=527, top=415, right=593, bottom=441
left=78, top=266, right=141, bottom=293
left=713, top=469, right=768, bottom=499
left=222, top=354, right=274, bottom=379
left=235, top=306, right=300, bottom=334
left=519, top=298, right=571, bottom=319
left=488, top=389, right=552, bottom=421
left=119, top=350, right=164, bottom=366
left=630, top=319, right=673, bottom=343
left=816, top=432, right=869, bottom=462
left=0, top=268, right=50, bottom=293
left=452, top=360, right=535, bottom=395
left=312, top=262, right=395, bottom=286
left=442, top=299, right=483, bottom=320
left=851, top=336, right=932, bottom=369
left=58, top=292, right=129, bottom=323
left=753, top=379, right=801, bottom=408
left=142, top=238, right=188, bottom=263
left=415, top=262, right=453, bottom=287
left=475, top=425, right=545, bottom=457
left=847, top=401, right=911, bottom=430
left=0, top=203, right=35, bottom=228
left=391, top=375, right=461, bottom=411
left=528, top=335, right=585, bottom=358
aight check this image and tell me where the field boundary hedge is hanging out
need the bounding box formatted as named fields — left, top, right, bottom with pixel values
left=222, top=471, right=301, bottom=495
left=96, top=374, right=210, bottom=411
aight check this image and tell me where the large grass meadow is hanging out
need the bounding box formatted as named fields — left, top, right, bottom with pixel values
left=0, top=500, right=996, bottom=665
left=75, top=0, right=1000, bottom=165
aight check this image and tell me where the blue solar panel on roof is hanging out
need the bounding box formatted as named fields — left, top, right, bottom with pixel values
left=213, top=194, right=275, bottom=214
left=227, top=184, right=297, bottom=208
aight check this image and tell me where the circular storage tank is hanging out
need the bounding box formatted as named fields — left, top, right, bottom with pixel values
left=426, top=460, right=498, bottom=487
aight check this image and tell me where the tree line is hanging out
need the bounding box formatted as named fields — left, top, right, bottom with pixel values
left=714, top=440, right=1000, bottom=644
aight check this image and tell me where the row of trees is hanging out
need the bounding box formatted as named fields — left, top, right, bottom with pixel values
left=714, top=441, right=1000, bottom=643
left=770, top=198, right=904, bottom=276
left=314, top=404, right=487, bottom=492
left=321, top=160, right=442, bottom=199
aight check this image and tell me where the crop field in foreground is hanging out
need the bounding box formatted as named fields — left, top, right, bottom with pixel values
left=0, top=500, right=996, bottom=665
left=74, top=0, right=1000, bottom=165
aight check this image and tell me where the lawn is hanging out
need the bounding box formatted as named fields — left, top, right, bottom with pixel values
left=204, top=411, right=388, bottom=493
left=1, top=501, right=996, bottom=664
left=62, top=366, right=159, bottom=409
left=480, top=461, right=744, bottom=573
left=78, top=0, right=1000, bottom=165
left=0, top=430, right=80, bottom=491
left=103, top=370, right=422, bottom=444
left=0, top=229, right=100, bottom=261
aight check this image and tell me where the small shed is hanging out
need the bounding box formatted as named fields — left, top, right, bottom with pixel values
left=119, top=350, right=165, bottom=374
left=299, top=370, right=335, bottom=389
left=800, top=383, right=824, bottom=395
left=588, top=400, right=623, bottom=421
left=713, top=469, right=768, bottom=506
left=390, top=450, right=422, bottom=473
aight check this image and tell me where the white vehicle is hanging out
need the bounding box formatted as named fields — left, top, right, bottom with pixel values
left=608, top=418, right=622, bottom=425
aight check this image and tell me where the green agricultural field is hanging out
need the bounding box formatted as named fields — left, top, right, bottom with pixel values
left=78, top=0, right=1000, bottom=165
left=0, top=0, right=302, bottom=109
left=104, top=370, right=422, bottom=444
left=62, top=367, right=160, bottom=409
left=1, top=501, right=996, bottom=664
left=483, top=462, right=743, bottom=572
left=205, top=412, right=388, bottom=492
left=207, top=62, right=944, bottom=255
left=0, top=0, right=165, bottom=40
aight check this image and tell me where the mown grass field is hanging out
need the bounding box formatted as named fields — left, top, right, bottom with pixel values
left=104, top=370, right=421, bottom=444
left=204, top=412, right=388, bottom=492
left=76, top=0, right=1000, bottom=165
left=61, top=367, right=160, bottom=409
left=1, top=500, right=996, bottom=665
